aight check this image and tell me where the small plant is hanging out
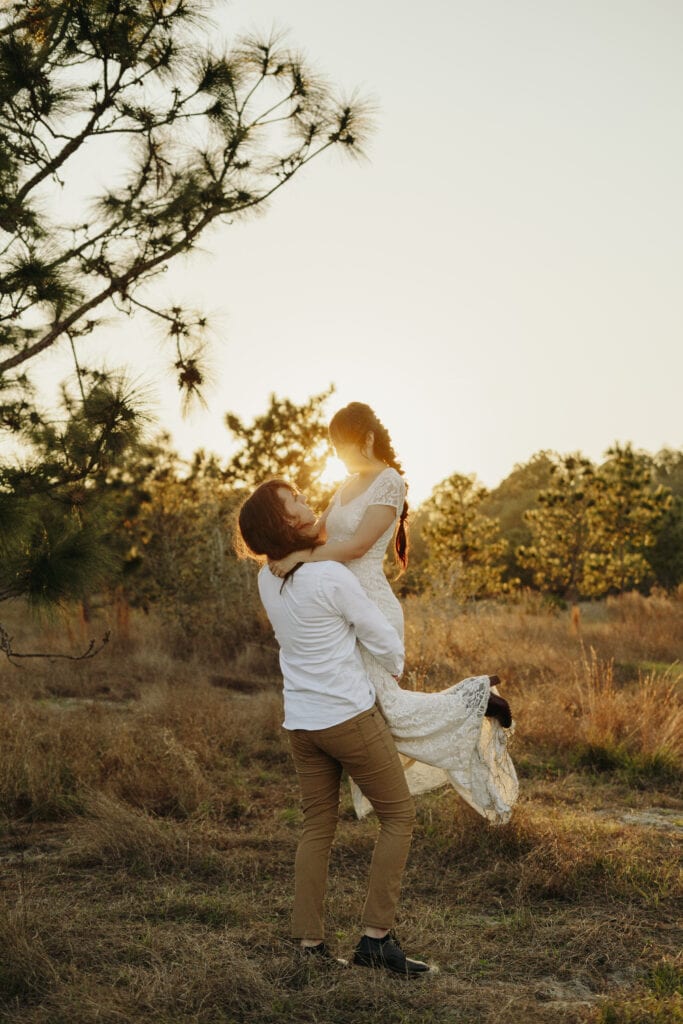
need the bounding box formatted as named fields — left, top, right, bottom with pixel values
left=648, top=960, right=683, bottom=998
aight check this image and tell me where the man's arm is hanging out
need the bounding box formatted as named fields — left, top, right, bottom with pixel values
left=323, top=565, right=404, bottom=678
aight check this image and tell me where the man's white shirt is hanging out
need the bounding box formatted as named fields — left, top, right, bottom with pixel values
left=258, top=561, right=404, bottom=730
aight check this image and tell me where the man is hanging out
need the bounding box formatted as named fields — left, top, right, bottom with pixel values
left=237, top=479, right=432, bottom=976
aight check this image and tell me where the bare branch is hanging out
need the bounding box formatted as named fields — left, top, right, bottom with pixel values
left=0, top=623, right=111, bottom=667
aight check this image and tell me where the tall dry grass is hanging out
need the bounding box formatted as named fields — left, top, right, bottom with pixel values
left=1, top=591, right=681, bottom=822
left=403, top=589, right=683, bottom=787
left=1, top=591, right=681, bottom=1023
left=0, top=673, right=286, bottom=820
left=517, top=648, right=682, bottom=782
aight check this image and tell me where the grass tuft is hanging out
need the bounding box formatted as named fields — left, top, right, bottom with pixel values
left=597, top=994, right=683, bottom=1023
left=65, top=792, right=221, bottom=876
left=0, top=911, right=59, bottom=1007
left=648, top=960, right=683, bottom=998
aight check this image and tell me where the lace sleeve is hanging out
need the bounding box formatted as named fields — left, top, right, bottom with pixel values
left=369, top=470, right=406, bottom=511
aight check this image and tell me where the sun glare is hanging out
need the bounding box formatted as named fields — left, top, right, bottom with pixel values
left=319, top=455, right=347, bottom=487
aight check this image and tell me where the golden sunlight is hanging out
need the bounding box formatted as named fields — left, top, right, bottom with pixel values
left=319, top=454, right=347, bottom=488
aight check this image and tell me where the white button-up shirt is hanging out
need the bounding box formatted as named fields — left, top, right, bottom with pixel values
left=258, top=561, right=404, bottom=730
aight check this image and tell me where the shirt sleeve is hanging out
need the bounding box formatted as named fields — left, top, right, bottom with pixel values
left=368, top=470, right=405, bottom=511
left=320, top=565, right=404, bottom=677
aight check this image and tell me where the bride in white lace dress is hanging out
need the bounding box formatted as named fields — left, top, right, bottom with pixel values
left=271, top=402, right=517, bottom=824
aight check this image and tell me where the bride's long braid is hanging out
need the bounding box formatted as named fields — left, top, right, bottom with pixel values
left=329, top=402, right=410, bottom=570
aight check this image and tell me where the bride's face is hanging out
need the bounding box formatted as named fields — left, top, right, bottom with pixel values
left=332, top=436, right=368, bottom=474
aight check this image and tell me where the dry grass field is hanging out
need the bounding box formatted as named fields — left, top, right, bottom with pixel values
left=1, top=591, right=681, bottom=1024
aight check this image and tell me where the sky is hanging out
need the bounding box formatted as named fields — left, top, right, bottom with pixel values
left=24, top=0, right=683, bottom=504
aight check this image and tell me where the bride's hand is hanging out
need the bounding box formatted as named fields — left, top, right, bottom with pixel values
left=269, top=551, right=304, bottom=578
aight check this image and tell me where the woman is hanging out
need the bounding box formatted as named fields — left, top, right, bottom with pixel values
left=270, top=402, right=518, bottom=823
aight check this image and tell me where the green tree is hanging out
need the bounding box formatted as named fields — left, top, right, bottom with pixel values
left=421, top=473, right=508, bottom=601
left=0, top=372, right=141, bottom=606
left=519, top=446, right=672, bottom=599
left=0, top=1, right=368, bottom=628
left=518, top=454, right=601, bottom=600
left=583, top=443, right=671, bottom=595
left=649, top=447, right=683, bottom=590
left=480, top=451, right=554, bottom=586
left=121, top=446, right=262, bottom=659
left=223, top=386, right=336, bottom=509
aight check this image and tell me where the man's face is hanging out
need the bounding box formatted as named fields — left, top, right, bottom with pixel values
left=277, top=487, right=319, bottom=538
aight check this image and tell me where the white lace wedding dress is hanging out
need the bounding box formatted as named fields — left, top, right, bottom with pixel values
left=326, top=467, right=518, bottom=824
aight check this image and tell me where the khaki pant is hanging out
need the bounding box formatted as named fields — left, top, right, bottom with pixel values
left=287, top=705, right=415, bottom=940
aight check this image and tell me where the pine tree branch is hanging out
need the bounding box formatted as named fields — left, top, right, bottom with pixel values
left=0, top=205, right=216, bottom=372
left=6, top=7, right=174, bottom=201
left=0, top=127, right=339, bottom=375
left=12, top=68, right=126, bottom=206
